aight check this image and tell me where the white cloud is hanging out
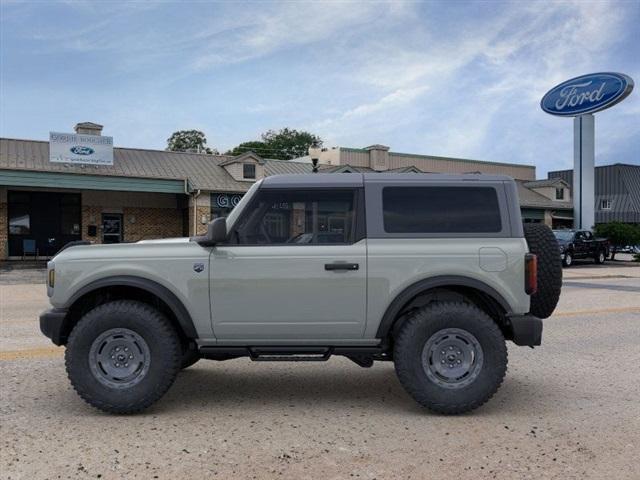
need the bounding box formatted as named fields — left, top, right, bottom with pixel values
left=308, top=0, right=636, bottom=173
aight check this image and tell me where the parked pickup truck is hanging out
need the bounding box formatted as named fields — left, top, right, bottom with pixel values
left=553, top=230, right=609, bottom=267
left=40, top=173, right=562, bottom=414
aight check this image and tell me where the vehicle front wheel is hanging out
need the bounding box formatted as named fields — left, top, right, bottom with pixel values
left=563, top=252, right=573, bottom=267
left=65, top=300, right=182, bottom=414
left=595, top=250, right=606, bottom=264
left=393, top=302, right=507, bottom=414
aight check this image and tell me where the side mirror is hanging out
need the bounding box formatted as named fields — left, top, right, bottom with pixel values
left=193, top=217, right=227, bottom=246
left=209, top=217, right=227, bottom=243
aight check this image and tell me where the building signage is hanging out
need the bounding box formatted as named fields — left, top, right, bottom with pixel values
left=541, top=72, right=634, bottom=117
left=214, top=193, right=243, bottom=209
left=49, top=132, right=114, bottom=165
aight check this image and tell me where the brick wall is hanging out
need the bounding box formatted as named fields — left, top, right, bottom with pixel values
left=81, top=205, right=183, bottom=244
left=189, top=206, right=210, bottom=236
left=81, top=205, right=103, bottom=244
left=123, top=207, right=182, bottom=242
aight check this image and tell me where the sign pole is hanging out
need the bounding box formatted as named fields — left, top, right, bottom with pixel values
left=573, top=114, right=595, bottom=229
left=541, top=72, right=633, bottom=230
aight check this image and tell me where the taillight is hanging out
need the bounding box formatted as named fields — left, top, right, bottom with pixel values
left=525, top=253, right=537, bottom=295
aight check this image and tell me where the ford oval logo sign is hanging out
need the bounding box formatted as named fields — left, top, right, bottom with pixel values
left=70, top=146, right=95, bottom=155
left=541, top=72, right=634, bottom=116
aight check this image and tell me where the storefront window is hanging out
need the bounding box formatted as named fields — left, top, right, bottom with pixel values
left=210, top=192, right=244, bottom=219
left=60, top=194, right=81, bottom=235
left=8, top=192, right=30, bottom=234
left=9, top=210, right=30, bottom=234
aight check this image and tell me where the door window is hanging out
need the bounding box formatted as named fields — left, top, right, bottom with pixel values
left=231, top=189, right=356, bottom=245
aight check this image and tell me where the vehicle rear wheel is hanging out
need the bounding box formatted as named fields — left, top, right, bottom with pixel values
left=393, top=302, right=507, bottom=414
left=595, top=250, right=606, bottom=264
left=562, top=252, right=573, bottom=267
left=65, top=300, right=182, bottom=414
left=523, top=223, right=562, bottom=318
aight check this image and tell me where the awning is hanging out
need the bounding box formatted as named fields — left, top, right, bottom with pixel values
left=0, top=169, right=187, bottom=194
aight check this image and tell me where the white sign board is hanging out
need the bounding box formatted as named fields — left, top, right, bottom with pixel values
left=49, top=132, right=114, bottom=165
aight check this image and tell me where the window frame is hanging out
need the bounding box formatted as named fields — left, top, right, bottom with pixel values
left=555, top=187, right=564, bottom=200
left=243, top=163, right=256, bottom=180
left=364, top=180, right=513, bottom=239
left=224, top=187, right=365, bottom=247
left=600, top=199, right=612, bottom=210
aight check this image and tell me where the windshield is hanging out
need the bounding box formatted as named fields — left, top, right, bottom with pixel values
left=553, top=230, right=574, bottom=241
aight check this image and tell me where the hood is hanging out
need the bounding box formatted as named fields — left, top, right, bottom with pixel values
left=136, top=237, right=190, bottom=244
left=51, top=237, right=198, bottom=262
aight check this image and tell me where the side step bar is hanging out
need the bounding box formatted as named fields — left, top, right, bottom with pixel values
left=250, top=347, right=332, bottom=362
left=199, top=346, right=389, bottom=367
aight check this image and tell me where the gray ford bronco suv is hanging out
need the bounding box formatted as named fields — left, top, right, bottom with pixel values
left=40, top=173, right=562, bottom=414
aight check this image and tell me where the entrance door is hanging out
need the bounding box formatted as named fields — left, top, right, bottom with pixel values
left=102, top=214, right=123, bottom=244
left=210, top=188, right=366, bottom=341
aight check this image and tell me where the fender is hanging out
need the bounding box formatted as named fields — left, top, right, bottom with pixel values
left=66, top=275, right=198, bottom=338
left=375, top=275, right=511, bottom=339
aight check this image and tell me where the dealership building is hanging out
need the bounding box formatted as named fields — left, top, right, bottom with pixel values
left=1, top=122, right=578, bottom=260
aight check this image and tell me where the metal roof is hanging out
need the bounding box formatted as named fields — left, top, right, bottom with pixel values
left=0, top=137, right=250, bottom=193
left=1, top=137, right=580, bottom=213
left=515, top=180, right=573, bottom=210
left=523, top=178, right=569, bottom=188
left=549, top=164, right=640, bottom=222
left=263, top=159, right=313, bottom=175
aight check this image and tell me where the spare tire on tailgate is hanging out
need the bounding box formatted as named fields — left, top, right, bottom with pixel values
left=523, top=223, right=562, bottom=319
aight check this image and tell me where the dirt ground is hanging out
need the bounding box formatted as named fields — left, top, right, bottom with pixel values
left=1, top=262, right=639, bottom=479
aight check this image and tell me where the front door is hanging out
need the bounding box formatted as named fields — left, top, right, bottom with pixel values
left=102, top=213, right=123, bottom=244
left=210, top=188, right=366, bottom=341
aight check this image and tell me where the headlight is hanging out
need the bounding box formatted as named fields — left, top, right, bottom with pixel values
left=48, top=269, right=55, bottom=288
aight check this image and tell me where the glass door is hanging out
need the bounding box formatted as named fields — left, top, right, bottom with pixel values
left=102, top=213, right=123, bottom=244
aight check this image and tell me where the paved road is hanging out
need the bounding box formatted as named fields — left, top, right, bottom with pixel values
left=1, top=264, right=639, bottom=479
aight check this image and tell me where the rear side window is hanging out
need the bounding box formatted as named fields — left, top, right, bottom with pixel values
left=382, top=186, right=502, bottom=233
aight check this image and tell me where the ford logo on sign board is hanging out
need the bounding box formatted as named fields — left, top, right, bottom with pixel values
left=541, top=72, right=634, bottom=116
left=70, top=146, right=95, bottom=155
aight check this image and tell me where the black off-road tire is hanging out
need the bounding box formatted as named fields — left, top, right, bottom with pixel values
left=562, top=251, right=573, bottom=267
left=393, top=302, right=508, bottom=414
left=181, top=344, right=200, bottom=369
left=65, top=300, right=182, bottom=414
left=523, top=223, right=562, bottom=319
left=594, top=250, right=606, bottom=265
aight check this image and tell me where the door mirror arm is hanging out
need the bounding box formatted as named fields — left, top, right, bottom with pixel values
left=191, top=217, right=227, bottom=247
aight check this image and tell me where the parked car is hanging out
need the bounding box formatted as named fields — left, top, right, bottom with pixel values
left=553, top=230, right=609, bottom=267
left=40, top=174, right=562, bottom=414
left=617, top=245, right=640, bottom=254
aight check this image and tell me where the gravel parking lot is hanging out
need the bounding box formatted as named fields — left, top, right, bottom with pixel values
left=1, top=262, right=639, bottom=479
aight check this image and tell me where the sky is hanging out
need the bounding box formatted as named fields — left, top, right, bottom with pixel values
left=1, top=0, right=638, bottom=177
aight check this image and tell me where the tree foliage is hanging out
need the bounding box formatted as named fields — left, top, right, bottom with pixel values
left=594, top=222, right=640, bottom=260
left=225, top=141, right=269, bottom=157
left=226, top=128, right=322, bottom=160
left=167, top=130, right=217, bottom=154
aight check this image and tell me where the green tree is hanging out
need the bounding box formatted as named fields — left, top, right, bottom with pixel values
left=167, top=130, right=217, bottom=154
left=594, top=222, right=640, bottom=260
left=226, top=128, right=322, bottom=160
left=261, top=128, right=322, bottom=160
left=225, top=141, right=268, bottom=157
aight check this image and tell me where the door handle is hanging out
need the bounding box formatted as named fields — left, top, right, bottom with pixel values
left=325, top=262, right=359, bottom=271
